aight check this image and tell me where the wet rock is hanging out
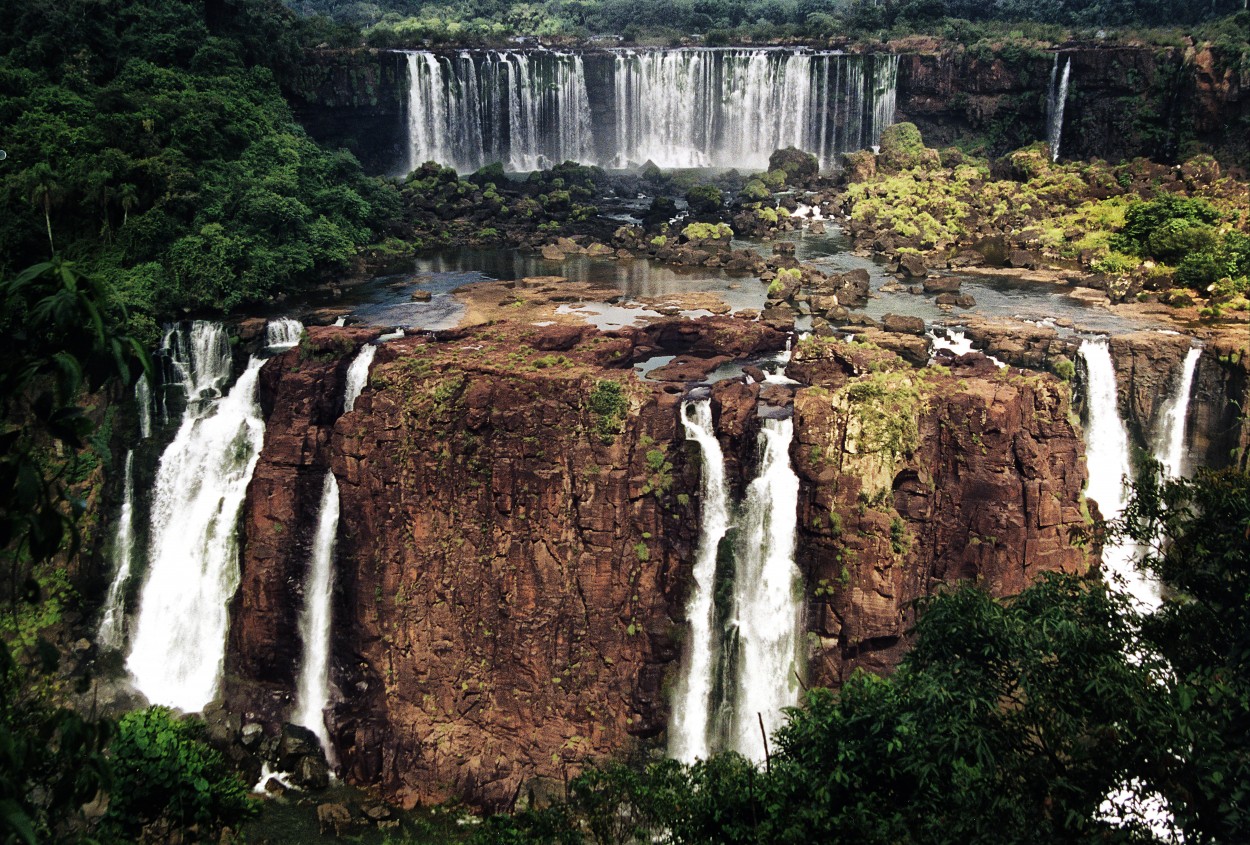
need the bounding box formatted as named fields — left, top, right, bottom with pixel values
left=540, top=244, right=565, bottom=261
left=809, top=220, right=826, bottom=234
left=1008, top=249, right=1038, bottom=270
left=743, top=365, right=768, bottom=383
left=317, top=804, right=353, bottom=837
left=922, top=277, right=960, bottom=294
left=294, top=754, right=331, bottom=791
left=410, top=290, right=433, bottom=302
left=898, top=253, right=928, bottom=278
left=881, top=314, right=926, bottom=336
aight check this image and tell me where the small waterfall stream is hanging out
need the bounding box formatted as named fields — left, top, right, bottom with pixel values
left=343, top=343, right=378, bottom=413
left=266, top=318, right=304, bottom=351
left=1079, top=337, right=1158, bottom=609
left=136, top=375, right=152, bottom=440
left=127, top=322, right=266, bottom=712
left=669, top=400, right=733, bottom=763
left=1154, top=345, right=1201, bottom=479
left=1047, top=55, right=1072, bottom=162
left=727, top=418, right=803, bottom=760
left=293, top=472, right=341, bottom=763
left=97, top=450, right=136, bottom=651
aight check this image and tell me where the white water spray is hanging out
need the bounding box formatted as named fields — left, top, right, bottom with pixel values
left=1155, top=345, right=1201, bottom=479
left=1047, top=55, right=1072, bottom=162
left=293, top=472, right=340, bottom=763
left=136, top=375, right=152, bottom=439
left=400, top=48, right=898, bottom=172
left=127, top=329, right=266, bottom=713
left=266, top=318, right=303, bottom=351
left=343, top=343, right=378, bottom=413
left=729, top=418, right=803, bottom=760
left=98, top=450, right=136, bottom=651
left=669, top=400, right=733, bottom=763
left=1079, top=338, right=1157, bottom=609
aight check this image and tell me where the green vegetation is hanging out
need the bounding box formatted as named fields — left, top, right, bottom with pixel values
left=0, top=0, right=401, bottom=341
left=289, top=0, right=1249, bottom=47
left=103, top=707, right=254, bottom=842
left=587, top=379, right=628, bottom=442
left=470, top=467, right=1250, bottom=845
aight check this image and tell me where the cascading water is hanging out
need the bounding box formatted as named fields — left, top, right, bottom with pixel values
left=401, top=48, right=897, bottom=173
left=669, top=399, right=733, bottom=763
left=726, top=417, right=803, bottom=760
left=1079, top=337, right=1157, bottom=609
left=405, top=50, right=595, bottom=173
left=266, top=318, right=304, bottom=351
left=1046, top=55, right=1072, bottom=162
left=97, top=450, right=136, bottom=651
left=136, top=374, right=152, bottom=439
left=127, top=323, right=266, bottom=713
left=293, top=472, right=341, bottom=763
left=343, top=343, right=378, bottom=413
left=1154, top=345, right=1201, bottom=479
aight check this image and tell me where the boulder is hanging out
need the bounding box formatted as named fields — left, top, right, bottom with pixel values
left=898, top=253, right=928, bottom=278
left=881, top=314, right=926, bottom=336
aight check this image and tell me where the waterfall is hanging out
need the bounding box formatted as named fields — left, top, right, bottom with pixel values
left=1046, top=55, right=1072, bottom=162
left=97, top=450, right=136, bottom=651
left=136, top=374, right=152, bottom=439
left=404, top=50, right=594, bottom=173
left=1079, top=338, right=1157, bottom=609
left=293, top=472, right=341, bottom=763
left=1154, top=346, right=1201, bottom=480
left=669, top=400, right=733, bottom=763
left=163, top=320, right=233, bottom=403
left=266, top=318, right=303, bottom=351
left=727, top=418, right=803, bottom=760
left=343, top=343, right=378, bottom=413
left=126, top=326, right=266, bottom=713
left=400, top=48, right=898, bottom=173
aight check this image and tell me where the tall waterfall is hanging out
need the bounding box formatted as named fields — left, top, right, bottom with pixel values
left=1154, top=346, right=1201, bottom=479
left=727, top=418, right=803, bottom=760
left=1046, top=55, right=1072, bottom=162
left=343, top=343, right=378, bottom=413
left=401, top=48, right=898, bottom=173
left=406, top=50, right=594, bottom=173
left=266, top=318, right=304, bottom=351
left=98, top=450, right=136, bottom=651
left=294, top=472, right=341, bottom=763
left=1079, top=338, right=1157, bottom=609
left=669, top=400, right=733, bottom=763
left=127, top=323, right=266, bottom=713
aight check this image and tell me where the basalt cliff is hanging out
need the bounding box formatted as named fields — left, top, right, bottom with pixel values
left=223, top=319, right=1093, bottom=808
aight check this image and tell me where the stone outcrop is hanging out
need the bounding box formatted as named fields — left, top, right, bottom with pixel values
left=896, top=44, right=1249, bottom=165
left=1190, top=335, right=1250, bottom=472
left=787, top=336, right=1089, bottom=682
left=228, top=320, right=1093, bottom=811
left=1107, top=331, right=1195, bottom=451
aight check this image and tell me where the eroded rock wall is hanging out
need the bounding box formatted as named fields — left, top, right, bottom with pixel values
left=787, top=338, right=1089, bottom=683
left=227, top=322, right=1093, bottom=810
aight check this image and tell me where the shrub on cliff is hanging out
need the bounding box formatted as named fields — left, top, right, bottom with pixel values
left=102, top=707, right=254, bottom=842
left=1111, top=194, right=1222, bottom=262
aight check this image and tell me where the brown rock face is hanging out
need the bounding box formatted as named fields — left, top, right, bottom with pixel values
left=1190, top=337, right=1250, bottom=472
left=789, top=339, right=1089, bottom=682
left=227, top=323, right=1093, bottom=811
left=1107, top=331, right=1194, bottom=451
left=230, top=324, right=705, bottom=809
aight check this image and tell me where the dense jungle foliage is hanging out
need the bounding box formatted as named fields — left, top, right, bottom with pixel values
left=286, top=0, right=1250, bottom=45
left=0, top=0, right=402, bottom=344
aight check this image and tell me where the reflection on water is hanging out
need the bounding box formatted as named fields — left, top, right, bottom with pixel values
left=333, top=236, right=1166, bottom=337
